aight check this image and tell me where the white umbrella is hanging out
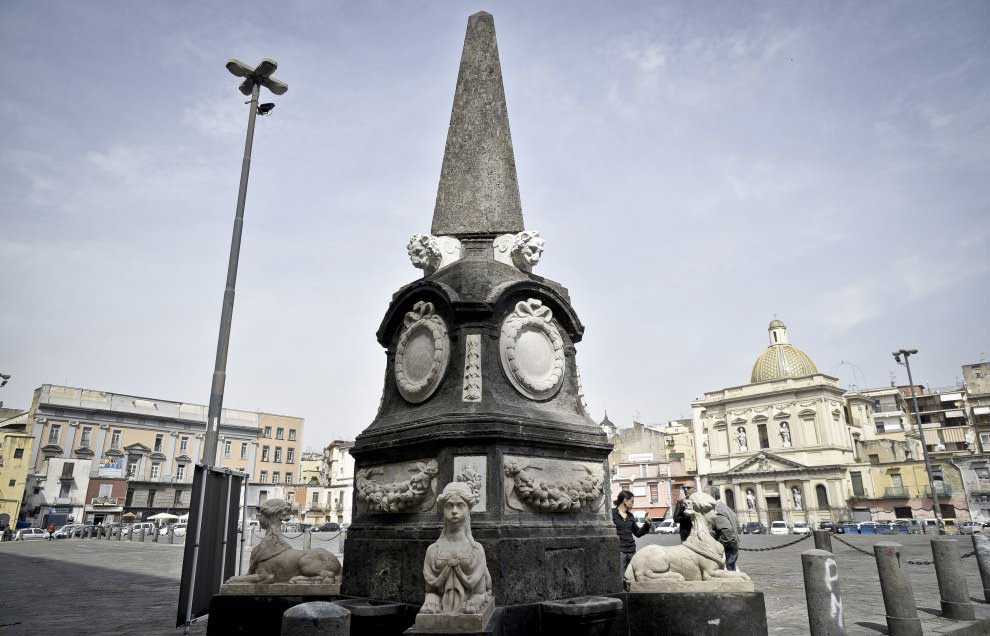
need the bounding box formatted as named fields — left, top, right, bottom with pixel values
left=178, top=513, right=189, bottom=522
left=148, top=512, right=179, bottom=521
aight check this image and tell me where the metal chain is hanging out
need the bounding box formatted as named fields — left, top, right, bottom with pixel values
left=311, top=531, right=343, bottom=542
left=832, top=534, right=874, bottom=557
left=738, top=533, right=812, bottom=552
left=834, top=534, right=978, bottom=565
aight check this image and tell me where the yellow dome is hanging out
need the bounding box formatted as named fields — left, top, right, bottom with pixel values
left=750, top=319, right=818, bottom=382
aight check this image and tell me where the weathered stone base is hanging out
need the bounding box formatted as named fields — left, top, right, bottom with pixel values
left=616, top=591, right=768, bottom=636
left=627, top=578, right=754, bottom=593
left=414, top=597, right=495, bottom=631
left=207, top=593, right=346, bottom=636
left=219, top=582, right=340, bottom=596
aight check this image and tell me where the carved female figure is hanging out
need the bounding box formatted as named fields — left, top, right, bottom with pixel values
left=791, top=486, right=803, bottom=511
left=780, top=422, right=792, bottom=448
left=736, top=427, right=748, bottom=452
left=420, top=482, right=493, bottom=617
left=746, top=489, right=756, bottom=510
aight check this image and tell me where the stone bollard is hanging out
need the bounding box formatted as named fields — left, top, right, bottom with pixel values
left=281, top=601, right=350, bottom=636
left=802, top=549, right=846, bottom=636
left=874, top=541, right=922, bottom=636
left=814, top=530, right=833, bottom=552
left=168, top=526, right=175, bottom=544
left=153, top=527, right=159, bottom=543
left=973, top=533, right=990, bottom=603
left=931, top=538, right=976, bottom=621
left=139, top=528, right=145, bottom=542
left=304, top=529, right=312, bottom=550
left=117, top=526, right=123, bottom=541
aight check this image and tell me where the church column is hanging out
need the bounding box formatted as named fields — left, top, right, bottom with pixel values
left=754, top=482, right=767, bottom=526
left=778, top=480, right=790, bottom=523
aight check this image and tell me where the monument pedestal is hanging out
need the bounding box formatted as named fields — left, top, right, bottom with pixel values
left=206, top=593, right=347, bottom=636
left=617, top=591, right=768, bottom=636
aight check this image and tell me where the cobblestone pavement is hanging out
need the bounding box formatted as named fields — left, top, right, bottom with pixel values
left=640, top=532, right=990, bottom=635
left=2, top=532, right=987, bottom=635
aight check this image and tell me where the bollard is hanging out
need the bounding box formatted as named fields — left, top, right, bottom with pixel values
left=802, top=549, right=846, bottom=636
left=931, top=538, right=976, bottom=621
left=874, top=541, right=923, bottom=636
left=281, top=601, right=350, bottom=636
left=168, top=526, right=175, bottom=545
left=139, top=528, right=145, bottom=543
left=304, top=529, right=312, bottom=550
left=813, top=530, right=833, bottom=552
left=153, top=526, right=159, bottom=543
left=973, top=533, right=990, bottom=603
left=118, top=526, right=123, bottom=541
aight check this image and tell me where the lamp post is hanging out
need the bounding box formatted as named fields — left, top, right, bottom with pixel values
left=893, top=348, right=944, bottom=534
left=200, top=59, right=287, bottom=468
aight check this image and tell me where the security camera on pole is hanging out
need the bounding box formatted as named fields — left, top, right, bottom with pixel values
left=200, top=59, right=287, bottom=468
left=892, top=349, right=944, bottom=535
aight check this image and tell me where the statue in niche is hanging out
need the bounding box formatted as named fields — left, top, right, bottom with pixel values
left=736, top=427, right=748, bottom=452
left=510, top=230, right=545, bottom=272
left=418, top=482, right=494, bottom=623
left=407, top=233, right=443, bottom=275
left=746, top=489, right=756, bottom=510
left=780, top=422, right=792, bottom=448
left=791, top=486, right=803, bottom=510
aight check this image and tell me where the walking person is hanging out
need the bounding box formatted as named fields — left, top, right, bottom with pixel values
left=46, top=522, right=56, bottom=541
left=672, top=484, right=695, bottom=541
left=708, top=487, right=740, bottom=571
left=611, top=490, right=652, bottom=575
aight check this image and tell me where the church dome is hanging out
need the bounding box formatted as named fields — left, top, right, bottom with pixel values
left=750, top=319, right=818, bottom=383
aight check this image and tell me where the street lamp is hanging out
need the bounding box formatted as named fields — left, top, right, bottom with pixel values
left=892, top=348, right=944, bottom=534
left=200, top=59, right=287, bottom=468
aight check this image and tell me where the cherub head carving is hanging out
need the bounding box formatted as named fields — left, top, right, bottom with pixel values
left=510, top=230, right=545, bottom=272
left=408, top=234, right=442, bottom=275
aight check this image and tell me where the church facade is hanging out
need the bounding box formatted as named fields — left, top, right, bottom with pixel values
left=692, top=320, right=868, bottom=527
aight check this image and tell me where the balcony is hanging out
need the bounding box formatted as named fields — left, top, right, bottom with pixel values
left=923, top=485, right=953, bottom=497
left=882, top=487, right=910, bottom=498
left=847, top=491, right=872, bottom=500
left=968, top=479, right=990, bottom=494
left=90, top=496, right=122, bottom=507
left=54, top=497, right=81, bottom=506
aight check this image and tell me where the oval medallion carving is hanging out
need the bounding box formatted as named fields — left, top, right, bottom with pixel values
left=499, top=298, right=565, bottom=400
left=395, top=301, right=450, bottom=403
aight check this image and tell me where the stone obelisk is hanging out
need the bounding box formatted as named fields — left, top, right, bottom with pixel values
left=342, top=12, right=620, bottom=607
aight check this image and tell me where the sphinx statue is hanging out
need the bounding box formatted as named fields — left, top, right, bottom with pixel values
left=415, top=482, right=494, bottom=630
left=222, top=498, right=341, bottom=593
left=624, top=491, right=752, bottom=592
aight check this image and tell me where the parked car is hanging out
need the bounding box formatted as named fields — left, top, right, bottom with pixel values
left=960, top=521, right=984, bottom=535
left=791, top=522, right=811, bottom=535
left=122, top=522, right=156, bottom=536
left=742, top=522, right=767, bottom=535
left=312, top=522, right=341, bottom=533
left=655, top=519, right=678, bottom=535
left=770, top=521, right=789, bottom=535
left=818, top=521, right=839, bottom=533
left=159, top=523, right=187, bottom=537
left=53, top=524, right=83, bottom=539
left=14, top=528, right=47, bottom=541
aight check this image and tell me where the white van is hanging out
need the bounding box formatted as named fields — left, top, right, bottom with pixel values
left=770, top=521, right=789, bottom=535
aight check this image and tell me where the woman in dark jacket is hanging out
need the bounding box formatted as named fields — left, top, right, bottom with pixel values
left=611, top=490, right=651, bottom=574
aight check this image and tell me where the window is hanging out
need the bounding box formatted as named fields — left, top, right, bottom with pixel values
left=79, top=427, right=92, bottom=448
left=99, top=483, right=113, bottom=498
left=868, top=454, right=880, bottom=465
left=154, top=434, right=164, bottom=453
left=850, top=471, right=865, bottom=496
left=285, top=473, right=292, bottom=484
left=262, top=446, right=270, bottom=462
left=757, top=423, right=770, bottom=449
left=240, top=443, right=248, bottom=459
left=288, top=429, right=296, bottom=441
left=127, top=457, right=139, bottom=478
left=8, top=479, right=15, bottom=487
left=975, top=464, right=990, bottom=480
left=174, top=490, right=183, bottom=506
left=48, top=424, right=61, bottom=445
left=259, top=471, right=268, bottom=483
left=724, top=489, right=736, bottom=510
left=150, top=462, right=161, bottom=479
left=110, top=430, right=121, bottom=449
left=873, top=399, right=882, bottom=413
left=259, top=490, right=268, bottom=503
left=125, top=488, right=135, bottom=506
left=639, top=464, right=647, bottom=478
left=176, top=464, right=186, bottom=481
left=180, top=436, right=189, bottom=453
left=286, top=448, right=295, bottom=464
left=274, top=447, right=282, bottom=463
left=13, top=448, right=24, bottom=459
left=276, top=427, right=284, bottom=440
left=59, top=483, right=71, bottom=498
left=272, top=472, right=280, bottom=484
left=891, top=474, right=904, bottom=490
left=61, top=462, right=74, bottom=478
left=312, top=491, right=319, bottom=504
left=263, top=426, right=272, bottom=438
left=875, top=422, right=886, bottom=434
left=148, top=488, right=157, bottom=507
left=649, top=483, right=659, bottom=503
left=224, top=440, right=232, bottom=458
left=981, top=433, right=990, bottom=448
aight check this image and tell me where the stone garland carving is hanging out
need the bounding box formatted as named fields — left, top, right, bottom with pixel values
left=456, top=468, right=484, bottom=501
left=503, top=459, right=605, bottom=513
left=356, top=460, right=439, bottom=513
left=461, top=334, right=482, bottom=402
left=499, top=299, right=565, bottom=401
left=416, top=482, right=494, bottom=630
left=624, top=492, right=751, bottom=592
left=224, top=499, right=341, bottom=589
left=407, top=234, right=463, bottom=276
left=395, top=301, right=450, bottom=403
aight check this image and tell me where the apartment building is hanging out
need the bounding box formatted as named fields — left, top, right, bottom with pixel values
left=19, top=384, right=302, bottom=527
left=324, top=440, right=354, bottom=526
left=0, top=413, right=34, bottom=528
left=607, top=420, right=672, bottom=520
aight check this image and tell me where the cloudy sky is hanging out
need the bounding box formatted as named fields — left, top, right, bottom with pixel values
left=2, top=2, right=988, bottom=448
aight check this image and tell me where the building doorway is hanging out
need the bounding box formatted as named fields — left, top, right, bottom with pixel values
left=765, top=497, right=783, bottom=522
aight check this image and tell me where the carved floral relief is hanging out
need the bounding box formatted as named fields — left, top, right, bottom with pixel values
left=499, top=299, right=565, bottom=401
left=503, top=455, right=606, bottom=513
left=355, top=459, right=439, bottom=513
left=395, top=301, right=450, bottom=403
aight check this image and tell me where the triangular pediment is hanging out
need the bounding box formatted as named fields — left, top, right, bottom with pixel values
left=727, top=451, right=807, bottom=474
left=123, top=443, right=151, bottom=453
